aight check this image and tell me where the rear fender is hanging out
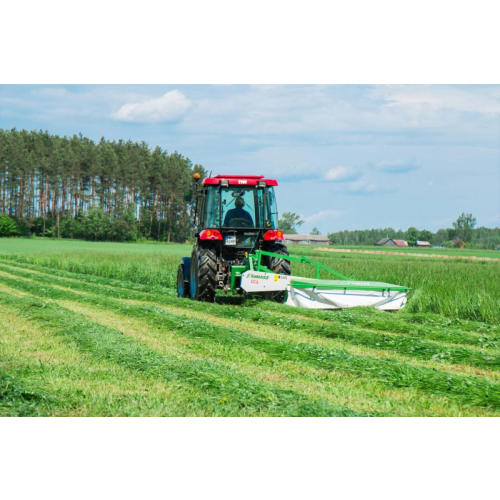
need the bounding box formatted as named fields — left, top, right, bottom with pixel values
left=181, top=257, right=191, bottom=281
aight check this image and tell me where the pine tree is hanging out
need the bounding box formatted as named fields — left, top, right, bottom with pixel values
left=0, top=128, right=205, bottom=242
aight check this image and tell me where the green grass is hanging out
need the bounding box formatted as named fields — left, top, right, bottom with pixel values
left=289, top=246, right=500, bottom=324
left=308, top=244, right=500, bottom=259
left=0, top=237, right=189, bottom=256
left=0, top=238, right=499, bottom=416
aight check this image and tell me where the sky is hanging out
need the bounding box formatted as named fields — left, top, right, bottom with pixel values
left=0, top=84, right=499, bottom=234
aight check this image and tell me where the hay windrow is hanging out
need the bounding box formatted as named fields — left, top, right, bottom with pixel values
left=0, top=240, right=498, bottom=416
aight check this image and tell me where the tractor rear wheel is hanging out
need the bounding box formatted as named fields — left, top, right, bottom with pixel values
left=262, top=242, right=291, bottom=302
left=190, top=244, right=217, bottom=302
left=177, top=264, right=190, bottom=298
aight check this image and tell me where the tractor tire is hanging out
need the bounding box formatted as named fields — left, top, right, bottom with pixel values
left=262, top=242, right=291, bottom=302
left=190, top=244, right=217, bottom=302
left=177, top=263, right=190, bottom=298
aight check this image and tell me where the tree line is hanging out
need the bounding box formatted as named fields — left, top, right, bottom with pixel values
left=0, top=128, right=205, bottom=241
left=326, top=213, right=500, bottom=249
left=278, top=211, right=500, bottom=249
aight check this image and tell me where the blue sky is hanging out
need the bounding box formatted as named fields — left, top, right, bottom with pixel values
left=1, top=84, right=499, bottom=233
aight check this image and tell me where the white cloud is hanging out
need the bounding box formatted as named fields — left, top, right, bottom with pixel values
left=376, top=159, right=421, bottom=173
left=325, top=165, right=361, bottom=182
left=303, top=209, right=344, bottom=225
left=112, top=90, right=192, bottom=123
left=376, top=85, right=500, bottom=115
left=1, top=84, right=497, bottom=232
left=346, top=179, right=382, bottom=194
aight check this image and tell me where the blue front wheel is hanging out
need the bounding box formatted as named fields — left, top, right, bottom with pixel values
left=177, top=264, right=190, bottom=298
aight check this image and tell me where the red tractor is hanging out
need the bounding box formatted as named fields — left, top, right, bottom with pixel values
left=177, top=174, right=290, bottom=302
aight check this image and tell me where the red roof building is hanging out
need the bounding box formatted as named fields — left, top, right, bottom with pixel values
left=393, top=240, right=409, bottom=247
left=375, top=238, right=408, bottom=247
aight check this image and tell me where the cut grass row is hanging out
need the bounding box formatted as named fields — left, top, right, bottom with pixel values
left=1, top=302, right=254, bottom=417
left=2, top=243, right=499, bottom=323
left=1, top=261, right=498, bottom=367
left=0, top=280, right=489, bottom=417
left=0, top=292, right=364, bottom=417
left=0, top=369, right=52, bottom=417
left=1, top=258, right=497, bottom=341
left=0, top=286, right=478, bottom=417
left=1, top=267, right=500, bottom=413
left=62, top=300, right=436, bottom=416
left=1, top=240, right=499, bottom=417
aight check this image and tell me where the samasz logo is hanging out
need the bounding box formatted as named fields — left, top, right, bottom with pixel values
left=238, top=180, right=247, bottom=185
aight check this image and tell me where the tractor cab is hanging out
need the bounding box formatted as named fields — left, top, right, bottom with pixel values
left=204, top=184, right=277, bottom=230
left=178, top=174, right=290, bottom=302
left=198, top=176, right=280, bottom=251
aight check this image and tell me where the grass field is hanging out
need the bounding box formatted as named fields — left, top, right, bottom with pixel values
left=1, top=238, right=500, bottom=417
left=319, top=244, right=500, bottom=259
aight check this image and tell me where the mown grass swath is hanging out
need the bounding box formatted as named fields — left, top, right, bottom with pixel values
left=0, top=261, right=499, bottom=372
left=1, top=267, right=500, bottom=412
left=0, top=369, right=53, bottom=417
left=0, top=239, right=499, bottom=416
left=0, top=291, right=370, bottom=417
left=2, top=241, right=499, bottom=322
left=1, top=258, right=499, bottom=352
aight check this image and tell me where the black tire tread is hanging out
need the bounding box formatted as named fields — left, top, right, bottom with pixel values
left=192, top=244, right=217, bottom=302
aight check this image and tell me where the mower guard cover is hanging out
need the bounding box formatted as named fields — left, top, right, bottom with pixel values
left=241, top=251, right=409, bottom=311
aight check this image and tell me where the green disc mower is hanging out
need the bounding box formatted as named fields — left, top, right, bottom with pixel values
left=177, top=174, right=409, bottom=310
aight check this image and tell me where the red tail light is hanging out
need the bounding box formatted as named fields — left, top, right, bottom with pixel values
left=264, top=230, right=284, bottom=241
left=199, top=229, right=223, bottom=240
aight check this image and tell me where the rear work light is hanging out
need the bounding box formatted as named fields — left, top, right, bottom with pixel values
left=263, top=230, right=284, bottom=241
left=199, top=229, right=223, bottom=240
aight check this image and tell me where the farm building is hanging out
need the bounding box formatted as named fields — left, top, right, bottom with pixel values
left=452, top=238, right=465, bottom=248
left=284, top=234, right=332, bottom=245
left=415, top=241, right=431, bottom=248
left=375, top=238, right=408, bottom=247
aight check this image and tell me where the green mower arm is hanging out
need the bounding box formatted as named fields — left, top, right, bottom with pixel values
left=252, top=250, right=354, bottom=281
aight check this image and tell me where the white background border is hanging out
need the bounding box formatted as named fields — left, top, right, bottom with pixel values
left=1, top=0, right=499, bottom=83
left=1, top=0, right=499, bottom=498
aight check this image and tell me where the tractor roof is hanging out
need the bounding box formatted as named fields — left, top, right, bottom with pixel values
left=203, top=175, right=278, bottom=186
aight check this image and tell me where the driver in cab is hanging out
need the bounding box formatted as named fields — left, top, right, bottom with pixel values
left=224, top=197, right=254, bottom=227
